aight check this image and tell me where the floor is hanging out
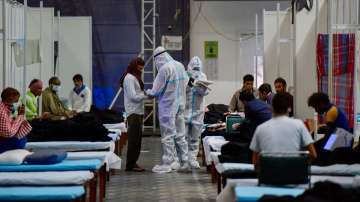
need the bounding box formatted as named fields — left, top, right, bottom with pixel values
left=105, top=136, right=217, bottom=202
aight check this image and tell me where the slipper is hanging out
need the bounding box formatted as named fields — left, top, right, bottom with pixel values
left=132, top=167, right=145, bottom=172
left=125, top=165, right=145, bottom=172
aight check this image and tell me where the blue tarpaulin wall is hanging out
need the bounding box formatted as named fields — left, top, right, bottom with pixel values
left=21, top=0, right=190, bottom=112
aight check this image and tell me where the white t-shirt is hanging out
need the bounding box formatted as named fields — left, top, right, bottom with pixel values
left=123, top=74, right=147, bottom=116
left=69, top=86, right=92, bottom=113
left=250, top=116, right=314, bottom=153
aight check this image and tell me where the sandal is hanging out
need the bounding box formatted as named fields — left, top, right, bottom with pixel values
left=125, top=164, right=145, bottom=172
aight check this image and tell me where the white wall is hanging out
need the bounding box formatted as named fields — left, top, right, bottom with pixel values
left=190, top=1, right=290, bottom=105
left=0, top=4, right=54, bottom=96
left=295, top=0, right=327, bottom=120
left=21, top=7, right=54, bottom=92
left=55, top=17, right=92, bottom=101
left=263, top=11, right=293, bottom=87
left=0, top=3, right=24, bottom=91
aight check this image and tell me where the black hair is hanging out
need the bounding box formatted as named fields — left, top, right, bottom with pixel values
left=243, top=74, right=254, bottom=83
left=29, top=79, right=40, bottom=88
left=272, top=93, right=290, bottom=114
left=48, top=76, right=59, bottom=85
left=119, top=57, right=145, bottom=90
left=274, top=77, right=287, bottom=87
left=258, top=83, right=272, bottom=94
left=73, top=74, right=83, bottom=82
left=1, top=87, right=20, bottom=101
left=307, top=92, right=330, bottom=108
left=239, top=90, right=255, bottom=102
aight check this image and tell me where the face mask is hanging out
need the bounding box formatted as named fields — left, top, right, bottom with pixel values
left=11, top=102, right=21, bottom=114
left=52, top=85, right=61, bottom=92
left=192, top=67, right=200, bottom=71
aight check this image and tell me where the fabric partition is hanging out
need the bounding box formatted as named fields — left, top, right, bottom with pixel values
left=316, top=33, right=355, bottom=129
left=333, top=34, right=355, bottom=129
left=317, top=34, right=329, bottom=94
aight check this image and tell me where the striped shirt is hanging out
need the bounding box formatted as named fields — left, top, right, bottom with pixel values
left=0, top=102, right=32, bottom=139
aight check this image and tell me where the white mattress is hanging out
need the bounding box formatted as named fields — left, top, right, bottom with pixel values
left=103, top=123, right=127, bottom=132
left=67, top=151, right=121, bottom=171
left=215, top=162, right=360, bottom=177
left=215, top=163, right=254, bottom=175
left=311, top=164, right=360, bottom=176
left=217, top=176, right=358, bottom=202
left=0, top=171, right=94, bottom=185
left=26, top=141, right=115, bottom=153
left=202, top=136, right=228, bottom=166
left=210, top=152, right=221, bottom=165
left=108, top=129, right=121, bottom=141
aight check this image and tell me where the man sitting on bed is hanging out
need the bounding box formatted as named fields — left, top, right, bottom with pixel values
left=42, top=76, right=76, bottom=120
left=25, top=79, right=50, bottom=121
left=307, top=92, right=352, bottom=165
left=0, top=87, right=32, bottom=153
left=307, top=92, right=350, bottom=135
left=250, top=93, right=317, bottom=166
left=26, top=78, right=111, bottom=142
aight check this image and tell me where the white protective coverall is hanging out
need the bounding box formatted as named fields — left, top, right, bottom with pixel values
left=146, top=47, right=189, bottom=172
left=185, top=56, right=208, bottom=168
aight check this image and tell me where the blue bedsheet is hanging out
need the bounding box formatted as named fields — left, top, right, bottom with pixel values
left=0, top=186, right=85, bottom=201
left=0, top=159, right=102, bottom=172
left=235, top=186, right=305, bottom=202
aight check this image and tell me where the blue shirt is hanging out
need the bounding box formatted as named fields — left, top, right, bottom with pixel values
left=245, top=99, right=272, bottom=128
left=324, top=104, right=350, bottom=133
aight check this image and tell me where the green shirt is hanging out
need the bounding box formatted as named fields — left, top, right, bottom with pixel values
left=25, top=91, right=38, bottom=121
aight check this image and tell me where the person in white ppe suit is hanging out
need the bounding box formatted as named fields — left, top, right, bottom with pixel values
left=147, top=46, right=189, bottom=173
left=185, top=56, right=209, bottom=169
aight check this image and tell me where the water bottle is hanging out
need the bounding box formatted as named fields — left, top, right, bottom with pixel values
left=123, top=112, right=128, bottom=129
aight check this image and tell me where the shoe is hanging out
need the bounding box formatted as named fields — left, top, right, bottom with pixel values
left=178, top=162, right=190, bottom=172
left=189, top=160, right=200, bottom=169
left=152, top=164, right=172, bottom=173
left=170, top=161, right=181, bottom=170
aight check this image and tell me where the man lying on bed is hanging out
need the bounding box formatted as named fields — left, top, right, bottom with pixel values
left=25, top=78, right=111, bottom=142
left=0, top=87, right=32, bottom=153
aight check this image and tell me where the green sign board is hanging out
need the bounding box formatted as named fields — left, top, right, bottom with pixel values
left=204, top=41, right=218, bottom=59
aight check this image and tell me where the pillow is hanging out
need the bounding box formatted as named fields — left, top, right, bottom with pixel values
left=24, top=150, right=67, bottom=165
left=0, top=149, right=32, bottom=165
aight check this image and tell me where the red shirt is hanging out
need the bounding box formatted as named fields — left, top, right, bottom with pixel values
left=0, top=102, right=32, bottom=139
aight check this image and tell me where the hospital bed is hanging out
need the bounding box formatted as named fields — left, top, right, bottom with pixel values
left=67, top=151, right=121, bottom=182
left=215, top=152, right=360, bottom=202
left=26, top=141, right=116, bottom=153
left=202, top=136, right=228, bottom=166
left=217, top=154, right=360, bottom=202
left=0, top=159, right=105, bottom=202
left=67, top=151, right=121, bottom=171
left=104, top=123, right=128, bottom=155
left=0, top=171, right=93, bottom=202
left=0, top=186, right=86, bottom=201
left=217, top=176, right=360, bottom=202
